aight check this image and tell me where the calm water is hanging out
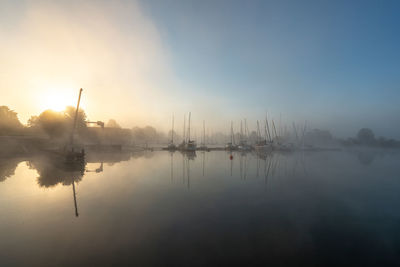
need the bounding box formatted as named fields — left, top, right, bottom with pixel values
left=1, top=150, right=400, bottom=266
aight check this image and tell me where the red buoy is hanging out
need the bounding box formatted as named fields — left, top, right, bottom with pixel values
left=229, top=155, right=233, bottom=160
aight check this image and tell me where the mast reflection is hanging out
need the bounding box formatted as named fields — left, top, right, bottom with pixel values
left=72, top=181, right=79, bottom=217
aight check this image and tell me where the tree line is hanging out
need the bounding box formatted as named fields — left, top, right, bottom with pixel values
left=1, top=105, right=399, bottom=148
left=0, top=106, right=167, bottom=145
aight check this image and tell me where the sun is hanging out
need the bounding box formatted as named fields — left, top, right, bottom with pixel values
left=38, top=90, right=80, bottom=112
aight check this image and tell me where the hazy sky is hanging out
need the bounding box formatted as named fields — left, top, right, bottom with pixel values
left=1, top=0, right=400, bottom=138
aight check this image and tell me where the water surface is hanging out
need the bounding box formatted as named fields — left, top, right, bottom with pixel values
left=1, top=150, right=400, bottom=266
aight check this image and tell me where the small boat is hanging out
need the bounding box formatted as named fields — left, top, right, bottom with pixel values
left=225, top=142, right=238, bottom=151
left=185, top=140, right=197, bottom=151
left=237, top=120, right=252, bottom=151
left=182, top=112, right=197, bottom=151
left=238, top=140, right=252, bottom=151
left=253, top=120, right=271, bottom=152
left=254, top=140, right=273, bottom=152
left=163, top=143, right=177, bottom=151
left=63, top=88, right=85, bottom=163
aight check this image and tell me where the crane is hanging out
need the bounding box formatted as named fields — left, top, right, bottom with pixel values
left=87, top=121, right=105, bottom=128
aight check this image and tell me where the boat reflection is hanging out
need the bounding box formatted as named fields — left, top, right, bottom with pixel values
left=2, top=149, right=384, bottom=216
left=28, top=156, right=85, bottom=188
left=86, top=162, right=104, bottom=173
left=27, top=156, right=85, bottom=217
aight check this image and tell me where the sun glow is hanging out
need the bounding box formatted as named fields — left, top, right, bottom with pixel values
left=37, top=89, right=81, bottom=112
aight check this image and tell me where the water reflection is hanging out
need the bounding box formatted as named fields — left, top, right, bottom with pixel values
left=28, top=157, right=86, bottom=188
left=0, top=149, right=376, bottom=190
left=72, top=181, right=79, bottom=217
left=86, top=162, right=104, bottom=173
left=357, top=150, right=376, bottom=165
left=1, top=149, right=400, bottom=266
left=0, top=157, right=21, bottom=182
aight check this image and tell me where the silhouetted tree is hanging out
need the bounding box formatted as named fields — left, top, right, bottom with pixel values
left=37, top=110, right=67, bottom=139
left=357, top=128, right=375, bottom=145
left=27, top=115, right=39, bottom=128
left=106, top=119, right=121, bottom=128
left=377, top=136, right=398, bottom=148
left=131, top=126, right=161, bottom=144
left=28, top=158, right=85, bottom=188
left=0, top=106, right=23, bottom=135
left=30, top=107, right=87, bottom=139
left=64, top=106, right=87, bottom=130
left=0, top=158, right=20, bottom=182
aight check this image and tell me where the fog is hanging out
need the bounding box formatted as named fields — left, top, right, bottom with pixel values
left=1, top=0, right=400, bottom=139
left=2, top=2, right=400, bottom=266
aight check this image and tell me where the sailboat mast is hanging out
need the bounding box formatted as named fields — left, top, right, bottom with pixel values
left=263, top=119, right=268, bottom=141
left=245, top=119, right=249, bottom=139
left=183, top=114, right=186, bottom=143
left=230, top=121, right=233, bottom=144
left=203, top=120, right=205, bottom=145
left=240, top=121, right=243, bottom=142
left=70, top=88, right=83, bottom=147
left=266, top=113, right=272, bottom=142
left=301, top=120, right=307, bottom=147
left=172, top=115, right=174, bottom=144
left=72, top=181, right=79, bottom=217
left=188, top=112, right=191, bottom=141
left=272, top=120, right=278, bottom=141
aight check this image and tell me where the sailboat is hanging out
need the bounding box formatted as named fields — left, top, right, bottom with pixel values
left=254, top=115, right=273, bottom=153
left=50, top=88, right=85, bottom=163
left=163, top=115, right=177, bottom=151
left=271, top=118, right=294, bottom=152
left=238, top=119, right=252, bottom=151
left=225, top=121, right=238, bottom=151
left=183, top=112, right=197, bottom=151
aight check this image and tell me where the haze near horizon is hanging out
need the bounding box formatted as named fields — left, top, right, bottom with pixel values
left=1, top=0, right=400, bottom=138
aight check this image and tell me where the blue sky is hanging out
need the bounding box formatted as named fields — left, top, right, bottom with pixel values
left=137, top=0, right=400, bottom=138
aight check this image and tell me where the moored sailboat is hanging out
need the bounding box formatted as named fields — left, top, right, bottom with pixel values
left=183, top=112, right=197, bottom=152
left=253, top=119, right=272, bottom=152
left=225, top=121, right=238, bottom=151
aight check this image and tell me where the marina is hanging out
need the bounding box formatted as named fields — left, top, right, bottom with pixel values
left=2, top=0, right=400, bottom=265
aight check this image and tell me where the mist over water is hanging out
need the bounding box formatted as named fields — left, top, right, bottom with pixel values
left=1, top=150, right=400, bottom=266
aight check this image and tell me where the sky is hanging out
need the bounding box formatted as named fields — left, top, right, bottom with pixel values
left=1, top=0, right=400, bottom=138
